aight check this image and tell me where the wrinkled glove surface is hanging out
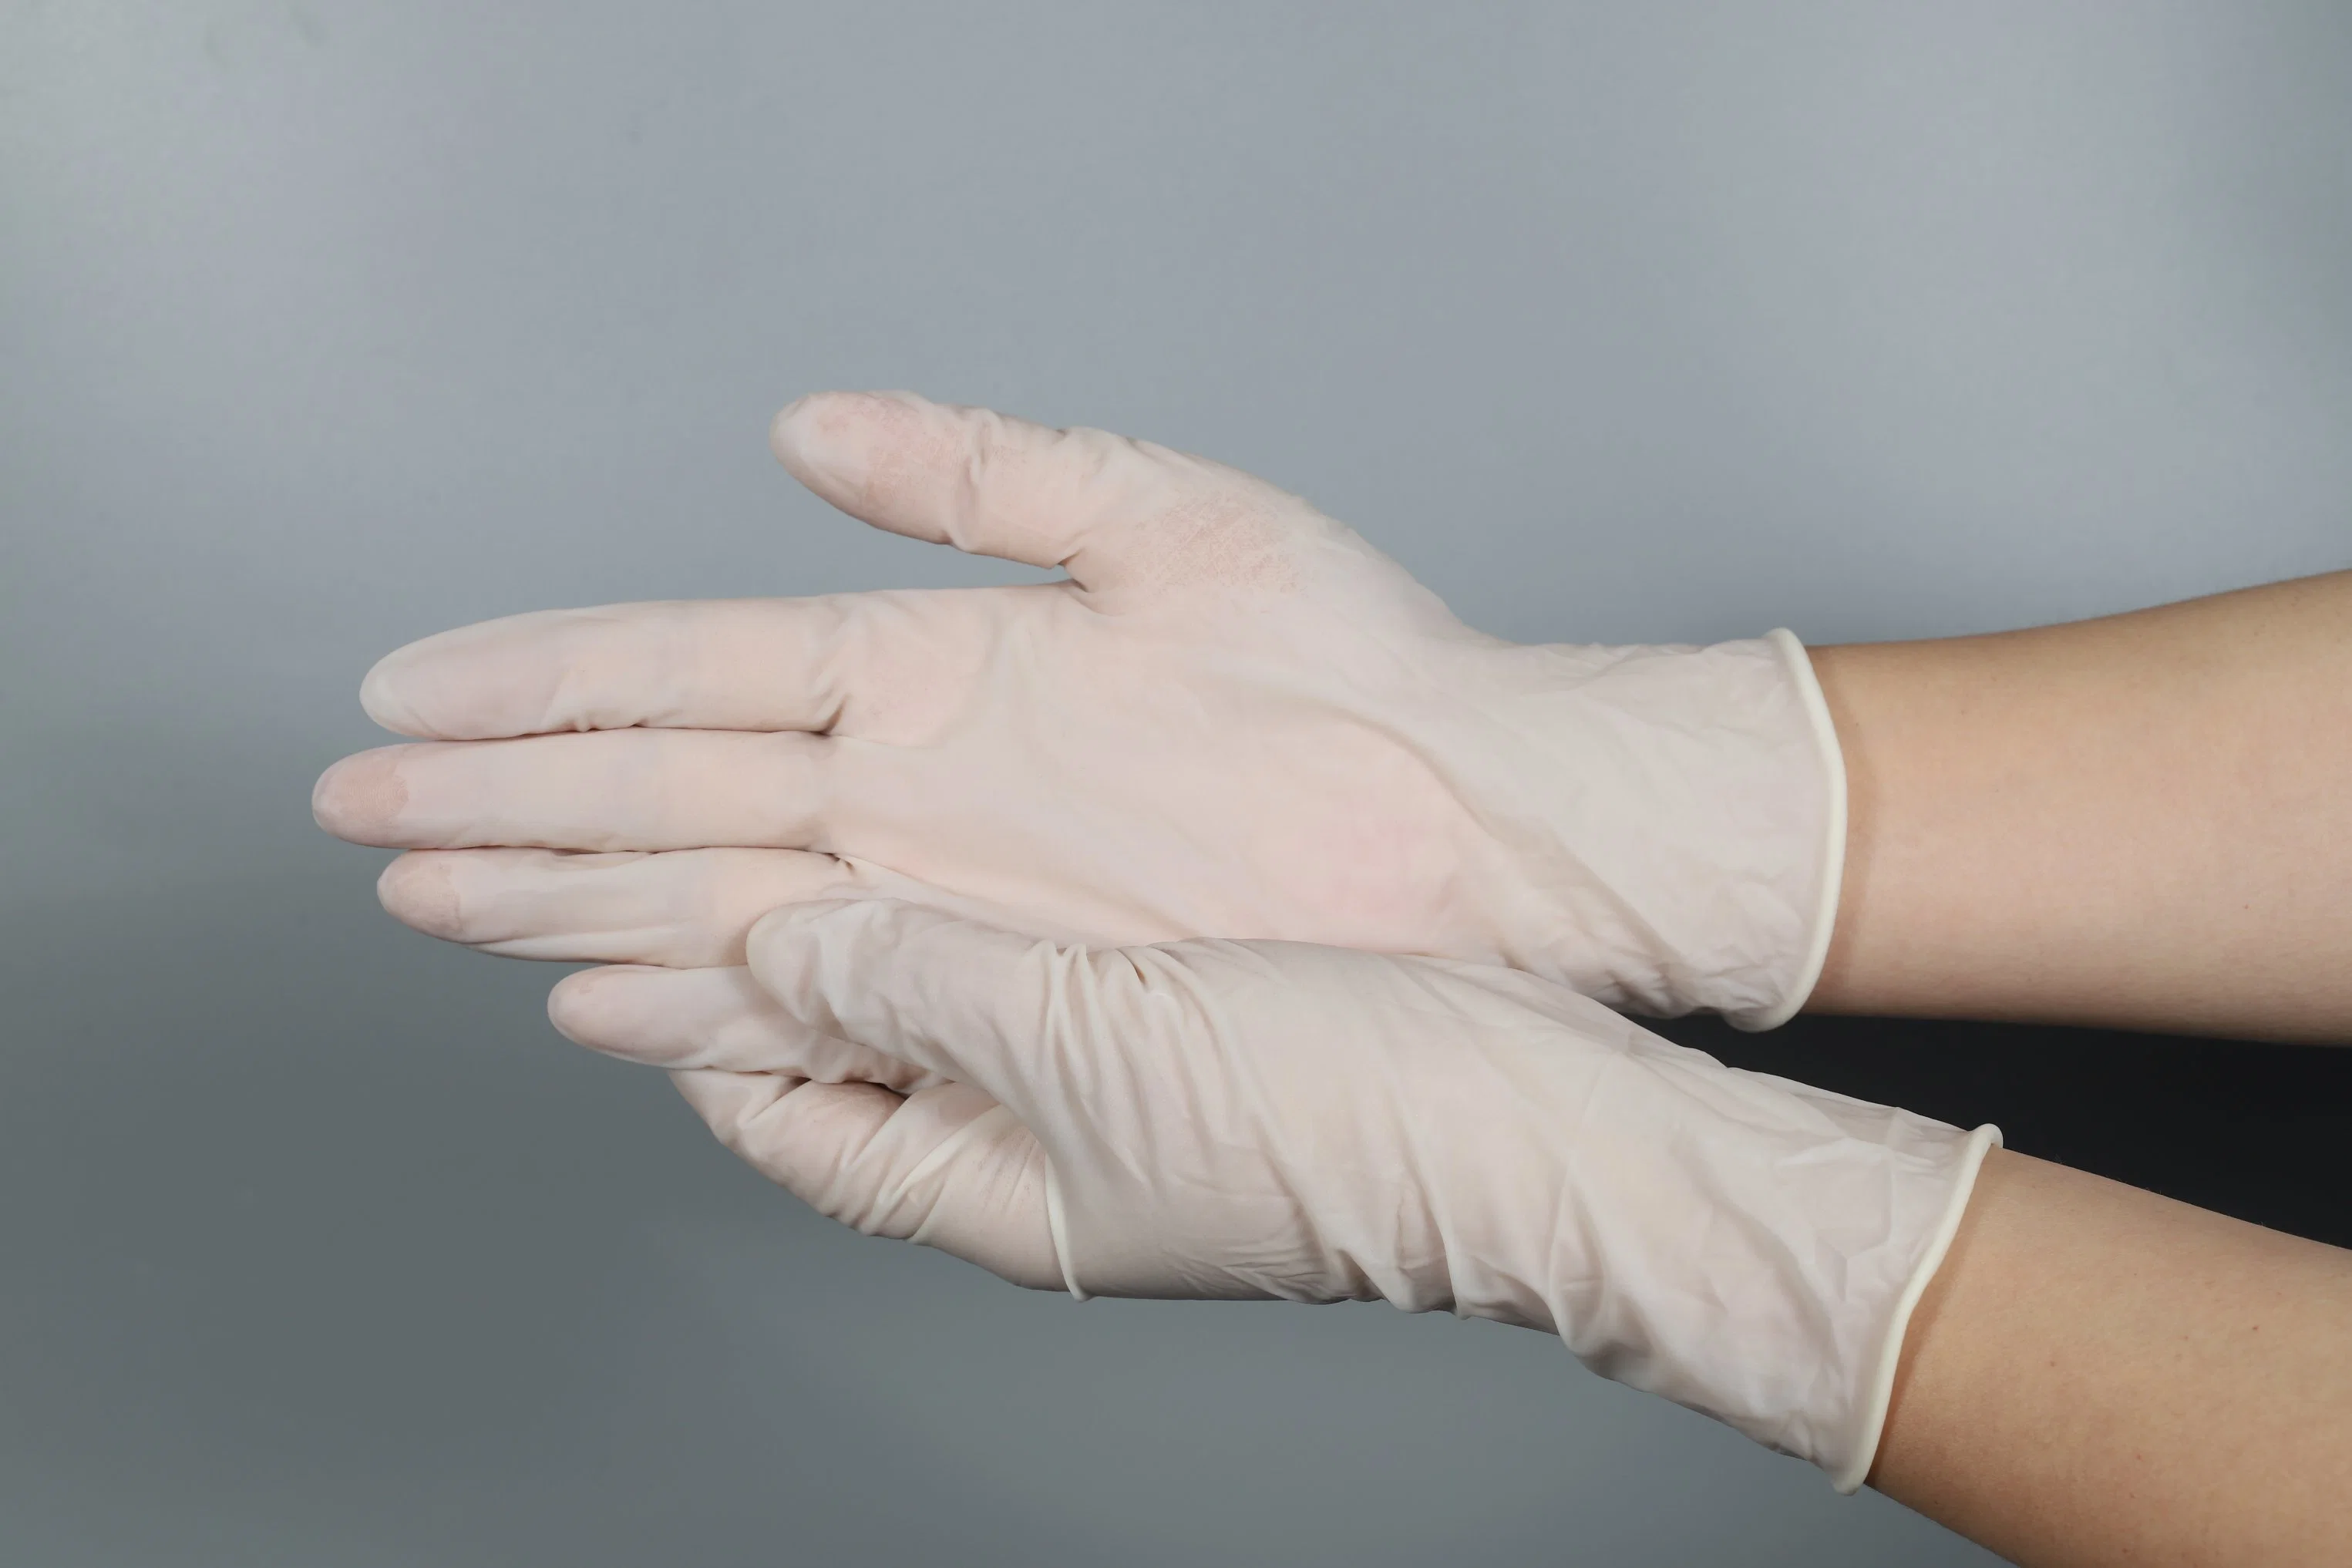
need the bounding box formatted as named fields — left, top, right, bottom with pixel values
left=554, top=900, right=1994, bottom=1491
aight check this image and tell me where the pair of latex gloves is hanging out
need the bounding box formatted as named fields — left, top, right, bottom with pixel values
left=316, top=392, right=1997, bottom=1492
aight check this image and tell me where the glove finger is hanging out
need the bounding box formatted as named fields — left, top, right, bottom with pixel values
left=374, top=846, right=1118, bottom=967
left=772, top=390, right=1314, bottom=599
left=358, top=584, right=1038, bottom=742
left=550, top=964, right=944, bottom=1092
left=312, top=728, right=845, bottom=852
left=673, top=1070, right=1063, bottom=1292
left=376, top=846, right=857, bottom=966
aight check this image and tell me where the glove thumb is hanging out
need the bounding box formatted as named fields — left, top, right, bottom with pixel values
left=769, top=389, right=1313, bottom=598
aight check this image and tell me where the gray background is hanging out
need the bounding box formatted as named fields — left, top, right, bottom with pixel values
left=5, top=2, right=2349, bottom=1563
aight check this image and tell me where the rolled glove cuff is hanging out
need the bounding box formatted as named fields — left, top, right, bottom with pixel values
left=1831, top=1122, right=2003, bottom=1492
left=1723, top=629, right=1849, bottom=1032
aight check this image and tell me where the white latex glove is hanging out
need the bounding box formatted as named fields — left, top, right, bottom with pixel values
left=316, top=391, right=1845, bottom=1025
left=553, top=900, right=1996, bottom=1492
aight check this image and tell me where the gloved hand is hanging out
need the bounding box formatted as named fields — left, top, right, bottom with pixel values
left=551, top=900, right=1997, bottom=1492
left=315, top=391, right=1845, bottom=1025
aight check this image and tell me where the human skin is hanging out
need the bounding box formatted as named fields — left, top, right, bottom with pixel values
left=1820, top=577, right=2352, bottom=1553
left=1810, top=569, right=2352, bottom=1040
left=1872, top=1149, right=2352, bottom=1567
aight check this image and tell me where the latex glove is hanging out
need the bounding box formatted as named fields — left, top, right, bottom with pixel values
left=317, top=391, right=1845, bottom=1025
left=552, top=900, right=1996, bottom=1492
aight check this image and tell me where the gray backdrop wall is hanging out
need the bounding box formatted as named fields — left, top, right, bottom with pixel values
left=5, top=4, right=2348, bottom=1564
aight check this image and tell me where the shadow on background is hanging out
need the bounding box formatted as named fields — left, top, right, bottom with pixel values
left=1664, top=1014, right=2352, bottom=1250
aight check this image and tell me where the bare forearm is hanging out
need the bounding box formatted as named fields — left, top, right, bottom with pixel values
left=1870, top=1150, right=2352, bottom=1566
left=1807, top=570, right=2352, bottom=1038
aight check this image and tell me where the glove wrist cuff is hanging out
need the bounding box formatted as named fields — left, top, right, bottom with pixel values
left=1829, top=1122, right=2003, bottom=1492
left=1721, top=628, right=1849, bottom=1031
left=1497, top=631, right=1848, bottom=1023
